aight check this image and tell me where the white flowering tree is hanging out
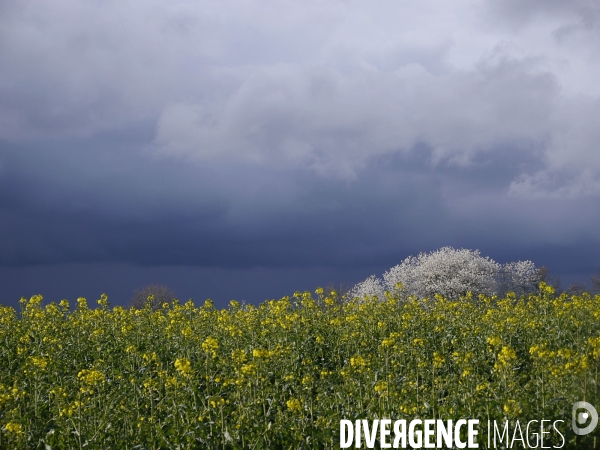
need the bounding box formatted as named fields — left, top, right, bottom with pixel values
left=346, top=274, right=386, bottom=301
left=382, top=247, right=500, bottom=300
left=497, top=260, right=540, bottom=297
left=348, top=247, right=541, bottom=301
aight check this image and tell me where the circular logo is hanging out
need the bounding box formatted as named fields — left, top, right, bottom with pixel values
left=573, top=401, right=598, bottom=436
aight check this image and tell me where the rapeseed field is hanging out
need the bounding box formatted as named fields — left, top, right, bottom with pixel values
left=1, top=283, right=598, bottom=448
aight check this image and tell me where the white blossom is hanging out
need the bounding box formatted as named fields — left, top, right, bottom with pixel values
left=349, top=246, right=541, bottom=302
left=498, top=260, right=540, bottom=297
left=383, top=247, right=500, bottom=300
left=346, top=274, right=385, bottom=301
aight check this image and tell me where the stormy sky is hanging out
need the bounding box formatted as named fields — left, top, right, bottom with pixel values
left=1, top=0, right=599, bottom=308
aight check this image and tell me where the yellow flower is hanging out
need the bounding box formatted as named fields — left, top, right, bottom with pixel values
left=97, top=293, right=109, bottom=307
left=61, top=400, right=83, bottom=417
left=174, top=358, right=192, bottom=376
left=231, top=349, right=246, bottom=365
left=78, top=369, right=105, bottom=385
left=209, top=396, right=225, bottom=408
left=202, top=337, right=219, bottom=356
left=181, top=326, right=193, bottom=338
left=487, top=336, right=502, bottom=347
left=494, top=346, right=517, bottom=371
left=286, top=398, right=302, bottom=413
left=433, top=352, right=445, bottom=368
left=26, top=295, right=43, bottom=309
left=301, top=375, right=313, bottom=386
left=240, top=363, right=258, bottom=377
left=28, top=356, right=48, bottom=371
left=381, top=337, right=395, bottom=348
left=588, top=337, right=600, bottom=359
left=503, top=400, right=522, bottom=417
left=374, top=381, right=388, bottom=394
left=557, top=348, right=572, bottom=359
left=4, top=422, right=23, bottom=435
left=350, top=355, right=366, bottom=367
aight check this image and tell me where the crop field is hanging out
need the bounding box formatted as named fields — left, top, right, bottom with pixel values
left=1, top=283, right=599, bottom=448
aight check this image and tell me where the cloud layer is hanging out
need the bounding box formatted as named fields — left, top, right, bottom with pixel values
left=1, top=0, right=599, bottom=304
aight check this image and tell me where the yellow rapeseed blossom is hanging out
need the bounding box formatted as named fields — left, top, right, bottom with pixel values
left=252, top=348, right=268, bottom=358
left=78, top=369, right=105, bottom=385
left=374, top=381, right=388, bottom=394
left=209, top=396, right=225, bottom=408
left=286, top=398, right=302, bottom=413
left=503, top=400, right=522, bottom=417
left=494, top=346, right=517, bottom=371
left=4, top=422, right=23, bottom=435
left=97, top=293, right=109, bottom=307
left=60, top=400, right=84, bottom=418
left=28, top=356, right=48, bottom=371
left=202, top=337, right=219, bottom=357
left=350, top=355, right=366, bottom=368
left=301, top=375, right=313, bottom=386
left=487, top=335, right=502, bottom=347
left=539, top=282, right=555, bottom=295
left=240, top=363, right=258, bottom=377
left=1, top=284, right=599, bottom=446
left=433, top=352, right=445, bottom=368
left=231, top=349, right=246, bottom=365
left=588, top=336, right=600, bottom=359
left=381, top=337, right=395, bottom=348
left=174, top=358, right=192, bottom=376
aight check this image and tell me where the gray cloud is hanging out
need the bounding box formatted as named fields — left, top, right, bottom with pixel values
left=1, top=0, right=599, bottom=304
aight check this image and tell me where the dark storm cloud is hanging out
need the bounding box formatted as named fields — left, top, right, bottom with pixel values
left=0, top=138, right=445, bottom=268
left=2, top=137, right=598, bottom=270
left=1, top=0, right=599, bottom=306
